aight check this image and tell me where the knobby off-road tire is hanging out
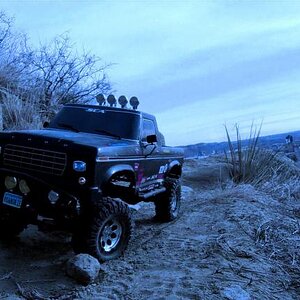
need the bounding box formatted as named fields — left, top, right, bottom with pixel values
left=72, top=197, right=132, bottom=262
left=155, top=178, right=181, bottom=222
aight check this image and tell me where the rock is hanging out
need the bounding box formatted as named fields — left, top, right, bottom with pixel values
left=221, top=285, right=250, bottom=300
left=66, top=254, right=101, bottom=285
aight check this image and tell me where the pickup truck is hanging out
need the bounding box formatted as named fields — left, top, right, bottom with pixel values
left=0, top=102, right=184, bottom=261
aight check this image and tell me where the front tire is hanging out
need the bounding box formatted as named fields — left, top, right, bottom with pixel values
left=155, top=178, right=181, bottom=222
left=72, top=198, right=132, bottom=262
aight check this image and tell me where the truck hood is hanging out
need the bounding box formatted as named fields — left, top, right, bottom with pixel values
left=0, top=129, right=136, bottom=148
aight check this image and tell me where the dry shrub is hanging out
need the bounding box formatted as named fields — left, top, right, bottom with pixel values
left=225, top=124, right=300, bottom=200
left=224, top=123, right=261, bottom=183
left=0, top=87, right=41, bottom=130
left=251, top=150, right=300, bottom=200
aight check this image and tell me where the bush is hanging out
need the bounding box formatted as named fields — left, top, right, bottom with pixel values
left=0, top=87, right=41, bottom=130
left=225, top=124, right=300, bottom=200
left=224, top=123, right=262, bottom=183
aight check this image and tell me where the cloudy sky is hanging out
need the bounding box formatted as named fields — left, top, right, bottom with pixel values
left=2, top=0, right=300, bottom=145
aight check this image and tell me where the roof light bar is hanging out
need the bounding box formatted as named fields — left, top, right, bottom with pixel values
left=95, top=94, right=139, bottom=110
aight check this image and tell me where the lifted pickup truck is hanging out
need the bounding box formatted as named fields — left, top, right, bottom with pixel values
left=0, top=103, right=184, bottom=261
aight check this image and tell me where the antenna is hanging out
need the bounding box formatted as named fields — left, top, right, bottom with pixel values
left=118, top=95, right=128, bottom=108
left=129, top=96, right=139, bottom=110
left=96, top=94, right=106, bottom=106
left=107, top=95, right=117, bottom=107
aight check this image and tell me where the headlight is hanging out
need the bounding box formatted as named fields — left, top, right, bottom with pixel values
left=19, top=180, right=30, bottom=195
left=5, top=176, right=17, bottom=190
left=73, top=161, right=86, bottom=172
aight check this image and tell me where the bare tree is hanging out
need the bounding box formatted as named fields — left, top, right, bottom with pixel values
left=24, top=34, right=111, bottom=118
left=0, top=11, right=112, bottom=127
left=0, top=11, right=29, bottom=88
left=0, top=11, right=11, bottom=46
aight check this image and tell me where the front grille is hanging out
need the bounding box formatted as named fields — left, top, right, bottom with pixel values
left=3, top=144, right=67, bottom=176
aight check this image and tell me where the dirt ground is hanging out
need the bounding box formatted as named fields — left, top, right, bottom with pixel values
left=0, top=159, right=299, bottom=299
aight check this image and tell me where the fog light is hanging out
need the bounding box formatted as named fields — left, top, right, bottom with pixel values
left=5, top=176, right=17, bottom=190
left=48, top=190, right=59, bottom=204
left=19, top=179, right=30, bottom=195
left=78, top=177, right=86, bottom=185
left=73, top=161, right=86, bottom=172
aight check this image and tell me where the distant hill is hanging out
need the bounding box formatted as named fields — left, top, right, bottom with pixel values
left=182, top=130, right=300, bottom=158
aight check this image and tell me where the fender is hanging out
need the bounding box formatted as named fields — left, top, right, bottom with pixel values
left=102, top=164, right=136, bottom=186
left=166, top=160, right=182, bottom=178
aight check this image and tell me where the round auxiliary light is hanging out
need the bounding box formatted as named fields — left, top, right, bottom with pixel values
left=96, top=93, right=106, bottom=106
left=118, top=95, right=128, bottom=108
left=19, top=179, right=30, bottom=195
left=5, top=176, right=17, bottom=190
left=107, top=95, right=117, bottom=107
left=48, top=190, right=59, bottom=204
left=129, top=96, right=139, bottom=110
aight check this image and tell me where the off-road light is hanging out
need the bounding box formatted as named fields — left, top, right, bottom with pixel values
left=96, top=93, right=106, bottom=106
left=78, top=177, right=86, bottom=185
left=118, top=95, right=128, bottom=108
left=48, top=190, right=59, bottom=204
left=5, top=176, right=17, bottom=190
left=19, top=179, right=30, bottom=195
left=73, top=161, right=86, bottom=172
left=129, top=96, right=139, bottom=110
left=107, top=95, right=117, bottom=107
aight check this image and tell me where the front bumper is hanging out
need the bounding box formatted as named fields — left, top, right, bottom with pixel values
left=0, top=168, right=81, bottom=228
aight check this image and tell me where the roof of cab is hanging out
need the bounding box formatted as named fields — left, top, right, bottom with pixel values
left=64, top=103, right=155, bottom=120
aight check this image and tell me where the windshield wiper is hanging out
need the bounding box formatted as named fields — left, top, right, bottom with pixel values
left=94, top=129, right=121, bottom=139
left=57, top=122, right=80, bottom=133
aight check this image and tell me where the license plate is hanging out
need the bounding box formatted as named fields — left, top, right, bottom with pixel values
left=3, top=192, right=23, bottom=209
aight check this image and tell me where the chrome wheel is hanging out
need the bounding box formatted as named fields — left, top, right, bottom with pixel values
left=100, top=218, right=122, bottom=252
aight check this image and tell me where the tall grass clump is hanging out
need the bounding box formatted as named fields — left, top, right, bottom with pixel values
left=224, top=123, right=262, bottom=183
left=225, top=124, right=300, bottom=200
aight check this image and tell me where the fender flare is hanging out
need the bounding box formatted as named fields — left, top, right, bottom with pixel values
left=166, top=160, right=182, bottom=178
left=102, top=164, right=136, bottom=187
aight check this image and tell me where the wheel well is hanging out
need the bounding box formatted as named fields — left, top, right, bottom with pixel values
left=168, top=164, right=182, bottom=179
left=103, top=170, right=136, bottom=202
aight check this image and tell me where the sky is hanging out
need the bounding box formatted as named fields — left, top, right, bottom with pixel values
left=1, top=0, right=300, bottom=145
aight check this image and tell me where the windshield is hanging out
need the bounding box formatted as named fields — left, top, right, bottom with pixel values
left=49, top=106, right=141, bottom=140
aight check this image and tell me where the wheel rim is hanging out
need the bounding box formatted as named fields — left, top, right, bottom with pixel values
left=99, top=218, right=123, bottom=253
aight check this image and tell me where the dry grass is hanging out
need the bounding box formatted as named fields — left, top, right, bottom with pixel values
left=0, top=87, right=41, bottom=130
left=224, top=123, right=262, bottom=183
left=224, top=124, right=300, bottom=201
left=251, top=150, right=300, bottom=201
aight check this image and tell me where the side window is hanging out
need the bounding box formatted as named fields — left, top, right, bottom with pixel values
left=142, top=119, right=156, bottom=141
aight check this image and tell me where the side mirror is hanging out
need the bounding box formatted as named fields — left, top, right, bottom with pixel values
left=43, top=121, right=49, bottom=128
left=146, top=134, right=157, bottom=144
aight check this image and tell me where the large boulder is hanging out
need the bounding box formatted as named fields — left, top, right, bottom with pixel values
left=66, top=254, right=101, bottom=285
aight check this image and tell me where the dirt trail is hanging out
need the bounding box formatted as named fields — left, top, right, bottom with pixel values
left=0, top=160, right=299, bottom=299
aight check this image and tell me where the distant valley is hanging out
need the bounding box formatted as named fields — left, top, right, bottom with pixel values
left=182, top=130, right=300, bottom=158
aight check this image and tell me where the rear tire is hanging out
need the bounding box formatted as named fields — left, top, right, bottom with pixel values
left=154, top=178, right=181, bottom=222
left=72, top=197, right=132, bottom=262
